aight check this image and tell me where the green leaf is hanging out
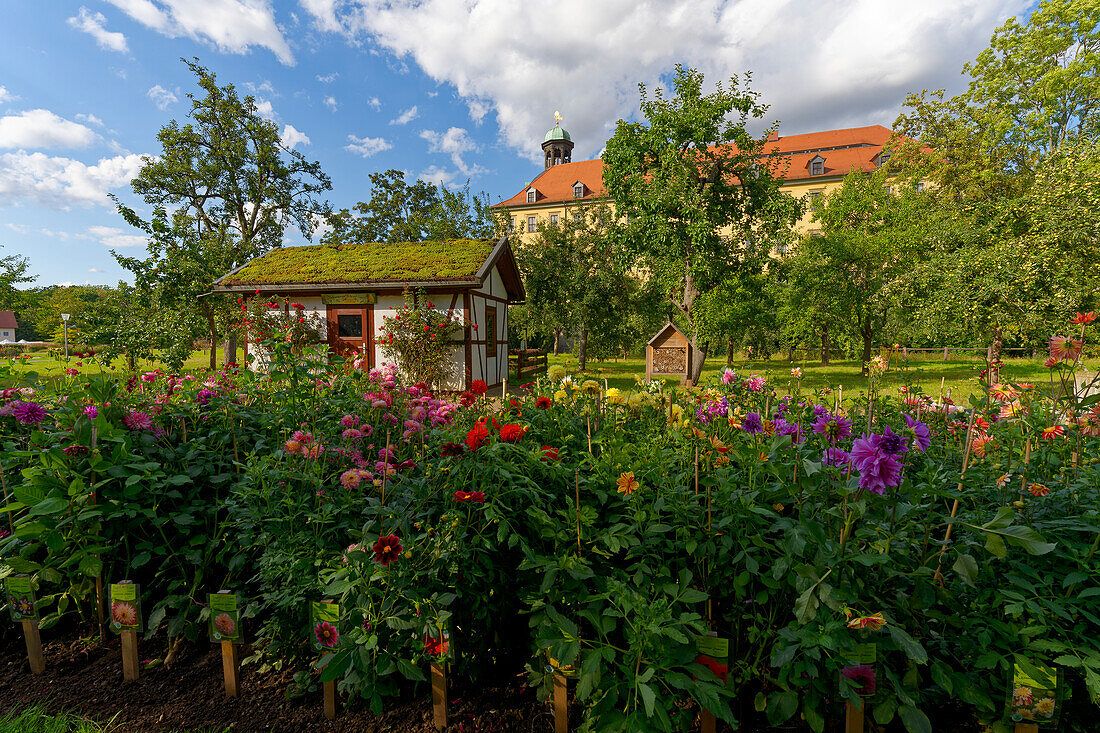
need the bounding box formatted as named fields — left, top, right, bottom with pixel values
left=952, top=554, right=978, bottom=586
left=985, top=532, right=1007, bottom=559
left=931, top=660, right=953, bottom=694
left=767, top=690, right=798, bottom=725
left=638, top=682, right=656, bottom=717
left=794, top=586, right=818, bottom=624
left=78, top=555, right=102, bottom=577
left=898, top=704, right=931, bottom=733
left=888, top=625, right=928, bottom=664
left=28, top=496, right=68, bottom=516
left=997, top=525, right=1055, bottom=555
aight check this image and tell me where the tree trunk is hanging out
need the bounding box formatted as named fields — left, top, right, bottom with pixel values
left=688, top=335, right=707, bottom=385
left=990, top=326, right=1004, bottom=364
left=860, top=322, right=873, bottom=376
left=787, top=344, right=795, bottom=362
left=223, top=333, right=237, bottom=367
left=553, top=328, right=562, bottom=356
left=726, top=337, right=735, bottom=367
left=577, top=329, right=588, bottom=371
left=205, top=306, right=218, bottom=371
left=820, top=325, right=830, bottom=366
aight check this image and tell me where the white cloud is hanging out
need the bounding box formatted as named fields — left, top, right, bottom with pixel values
left=245, top=80, right=276, bottom=95
left=68, top=7, right=129, bottom=53
left=419, top=126, right=486, bottom=177
left=105, top=0, right=294, bottom=65
left=316, top=72, right=339, bottom=83
left=254, top=98, right=276, bottom=119
left=366, top=96, right=381, bottom=110
left=418, top=165, right=457, bottom=186
left=302, top=0, right=1026, bottom=162
left=0, top=87, right=14, bottom=105
left=467, top=99, right=490, bottom=125
left=87, top=225, right=147, bottom=248
left=75, top=113, right=104, bottom=127
left=390, top=105, right=418, bottom=125
left=0, top=110, right=98, bottom=150
left=323, top=95, right=338, bottom=111
left=344, top=134, right=391, bottom=157
left=0, top=151, right=144, bottom=209
left=147, top=85, right=179, bottom=111
left=281, top=124, right=311, bottom=149
left=89, top=267, right=104, bottom=273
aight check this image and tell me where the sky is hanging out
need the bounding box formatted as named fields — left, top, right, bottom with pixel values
left=0, top=0, right=1032, bottom=287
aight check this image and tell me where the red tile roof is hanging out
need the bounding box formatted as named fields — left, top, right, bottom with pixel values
left=494, top=125, right=899, bottom=208
left=0, top=311, right=16, bottom=329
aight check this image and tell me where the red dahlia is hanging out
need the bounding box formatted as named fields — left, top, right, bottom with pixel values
left=465, top=422, right=491, bottom=451
left=471, top=379, right=488, bottom=396
left=372, top=534, right=403, bottom=565
left=499, top=424, right=527, bottom=442
left=536, top=396, right=552, bottom=409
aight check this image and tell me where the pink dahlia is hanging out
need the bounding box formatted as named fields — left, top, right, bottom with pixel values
left=123, top=410, right=153, bottom=431
left=850, top=433, right=904, bottom=494
left=12, top=401, right=48, bottom=425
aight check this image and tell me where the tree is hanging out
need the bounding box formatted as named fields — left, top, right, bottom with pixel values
left=325, top=170, right=494, bottom=245
left=0, top=250, right=36, bottom=333
left=512, top=205, right=658, bottom=370
left=22, top=285, right=110, bottom=344
left=115, top=58, right=331, bottom=369
left=603, top=65, right=801, bottom=384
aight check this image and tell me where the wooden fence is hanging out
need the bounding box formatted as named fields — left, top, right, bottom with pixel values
left=782, top=346, right=1038, bottom=361
left=509, top=349, right=548, bottom=380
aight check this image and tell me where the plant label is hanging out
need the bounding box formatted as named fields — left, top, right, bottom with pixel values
left=694, top=635, right=729, bottom=661
left=310, top=601, right=340, bottom=652
left=1007, top=661, right=1059, bottom=725
left=209, top=592, right=242, bottom=643
left=109, top=582, right=142, bottom=634
left=5, top=575, right=38, bottom=623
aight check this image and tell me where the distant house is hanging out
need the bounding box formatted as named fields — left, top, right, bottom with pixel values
left=0, top=311, right=17, bottom=342
left=211, top=237, right=525, bottom=391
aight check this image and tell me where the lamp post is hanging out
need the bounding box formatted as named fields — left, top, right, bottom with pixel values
left=61, top=313, right=70, bottom=359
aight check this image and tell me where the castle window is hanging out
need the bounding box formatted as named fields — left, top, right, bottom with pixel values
left=573, top=182, right=584, bottom=198
left=915, top=182, right=925, bottom=192
left=810, top=159, right=824, bottom=176
left=572, top=212, right=583, bottom=223
left=550, top=214, right=559, bottom=226
left=526, top=188, right=537, bottom=204
left=527, top=216, right=536, bottom=232
left=509, top=217, right=516, bottom=232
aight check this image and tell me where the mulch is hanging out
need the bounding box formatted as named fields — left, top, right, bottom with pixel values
left=0, top=631, right=558, bottom=732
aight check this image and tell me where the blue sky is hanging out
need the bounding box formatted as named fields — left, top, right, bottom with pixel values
left=0, top=0, right=1030, bottom=286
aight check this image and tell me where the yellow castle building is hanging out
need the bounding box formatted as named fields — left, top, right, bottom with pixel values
left=494, top=121, right=904, bottom=244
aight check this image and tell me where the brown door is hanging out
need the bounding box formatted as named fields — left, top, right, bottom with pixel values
left=326, top=305, right=374, bottom=368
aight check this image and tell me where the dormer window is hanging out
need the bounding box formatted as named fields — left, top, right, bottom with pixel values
left=877, top=151, right=891, bottom=168
left=572, top=182, right=585, bottom=199
left=809, top=155, right=825, bottom=176
left=526, top=188, right=537, bottom=204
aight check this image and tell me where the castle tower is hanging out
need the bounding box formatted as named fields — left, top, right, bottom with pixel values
left=541, top=111, right=574, bottom=169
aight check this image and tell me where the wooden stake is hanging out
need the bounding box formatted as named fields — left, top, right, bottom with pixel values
left=844, top=699, right=865, bottom=733
left=694, top=444, right=700, bottom=496
left=1014, top=725, right=1039, bottom=733
left=121, top=630, right=139, bottom=681
left=323, top=679, right=337, bottom=720
left=553, top=672, right=569, bottom=733
left=431, top=661, right=448, bottom=730
left=221, top=640, right=239, bottom=697
left=21, top=619, right=45, bottom=674
left=574, top=470, right=582, bottom=556
left=700, top=629, right=718, bottom=733
left=932, top=409, right=978, bottom=585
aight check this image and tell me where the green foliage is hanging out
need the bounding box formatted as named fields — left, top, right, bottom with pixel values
left=603, top=65, right=802, bottom=382
left=378, top=289, right=464, bottom=388
left=223, top=239, right=494, bottom=286
left=324, top=169, right=495, bottom=244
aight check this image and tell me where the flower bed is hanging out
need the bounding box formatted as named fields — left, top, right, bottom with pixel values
left=0, top=316, right=1098, bottom=731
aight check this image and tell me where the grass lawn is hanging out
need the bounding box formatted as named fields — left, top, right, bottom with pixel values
left=537, top=352, right=1056, bottom=405
left=1, top=349, right=231, bottom=387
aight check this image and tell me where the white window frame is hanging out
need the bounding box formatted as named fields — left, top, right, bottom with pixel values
left=550, top=213, right=559, bottom=226
left=526, top=188, right=537, bottom=204
left=527, top=215, right=536, bottom=232
left=810, top=159, right=824, bottom=176
left=573, top=183, right=584, bottom=198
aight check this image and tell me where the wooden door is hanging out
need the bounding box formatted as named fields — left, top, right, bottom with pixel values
left=326, top=305, right=374, bottom=368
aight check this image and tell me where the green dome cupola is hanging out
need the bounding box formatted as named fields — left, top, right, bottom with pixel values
left=541, top=111, right=574, bottom=169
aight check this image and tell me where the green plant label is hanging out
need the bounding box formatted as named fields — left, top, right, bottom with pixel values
left=109, top=582, right=142, bottom=634
left=5, top=575, right=38, bottom=622
left=310, top=601, right=340, bottom=652
left=695, top=635, right=729, bottom=661
left=209, top=592, right=242, bottom=643
left=846, top=643, right=876, bottom=666
left=1007, top=661, right=1060, bottom=724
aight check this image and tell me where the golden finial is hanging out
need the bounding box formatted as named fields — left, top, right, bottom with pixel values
left=554, top=110, right=563, bottom=124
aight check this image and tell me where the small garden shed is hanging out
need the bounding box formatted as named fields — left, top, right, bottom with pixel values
left=211, top=236, right=525, bottom=391
left=645, top=322, right=696, bottom=383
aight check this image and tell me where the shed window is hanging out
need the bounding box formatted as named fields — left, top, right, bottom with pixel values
left=486, top=306, right=497, bottom=354
left=573, top=183, right=584, bottom=198
left=337, top=314, right=362, bottom=337
left=527, top=216, right=536, bottom=232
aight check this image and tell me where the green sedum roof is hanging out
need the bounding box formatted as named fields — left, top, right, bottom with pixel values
left=222, top=239, right=495, bottom=286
